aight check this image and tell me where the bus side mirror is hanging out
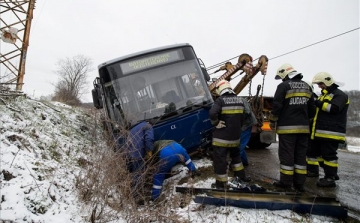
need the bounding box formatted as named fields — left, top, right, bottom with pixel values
left=92, top=88, right=103, bottom=109
left=198, top=58, right=210, bottom=81
left=201, top=67, right=210, bottom=81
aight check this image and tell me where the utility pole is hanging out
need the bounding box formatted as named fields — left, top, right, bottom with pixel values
left=0, top=0, right=36, bottom=91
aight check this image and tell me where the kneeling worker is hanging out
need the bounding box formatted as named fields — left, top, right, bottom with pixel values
left=151, top=140, right=198, bottom=201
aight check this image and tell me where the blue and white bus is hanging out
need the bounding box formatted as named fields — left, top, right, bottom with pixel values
left=92, top=43, right=214, bottom=154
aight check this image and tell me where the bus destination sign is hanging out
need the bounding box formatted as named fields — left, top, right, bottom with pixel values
left=120, top=50, right=183, bottom=74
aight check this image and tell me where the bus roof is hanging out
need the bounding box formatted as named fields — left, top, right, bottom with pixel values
left=98, top=43, right=191, bottom=69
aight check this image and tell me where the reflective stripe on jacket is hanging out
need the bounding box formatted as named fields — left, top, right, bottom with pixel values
left=310, top=86, right=349, bottom=142
left=209, top=93, right=244, bottom=147
left=270, top=78, right=315, bottom=134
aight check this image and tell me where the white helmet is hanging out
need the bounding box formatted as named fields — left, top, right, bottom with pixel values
left=304, top=80, right=314, bottom=91
left=215, top=79, right=232, bottom=95
left=312, top=72, right=335, bottom=87
left=275, top=63, right=300, bottom=80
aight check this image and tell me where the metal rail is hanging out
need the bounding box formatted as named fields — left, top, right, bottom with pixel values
left=176, top=186, right=348, bottom=219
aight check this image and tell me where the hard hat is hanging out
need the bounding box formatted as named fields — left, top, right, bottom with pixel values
left=215, top=79, right=232, bottom=95
left=304, top=80, right=314, bottom=91
left=275, top=63, right=300, bottom=80
left=312, top=72, right=335, bottom=87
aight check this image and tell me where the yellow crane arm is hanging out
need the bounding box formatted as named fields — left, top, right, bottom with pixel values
left=208, top=54, right=253, bottom=92
left=233, top=55, right=268, bottom=95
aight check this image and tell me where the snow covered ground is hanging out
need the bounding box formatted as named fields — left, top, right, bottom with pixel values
left=345, top=137, right=360, bottom=153
left=1, top=97, right=359, bottom=223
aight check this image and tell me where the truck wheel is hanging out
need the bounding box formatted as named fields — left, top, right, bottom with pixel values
left=247, top=134, right=271, bottom=149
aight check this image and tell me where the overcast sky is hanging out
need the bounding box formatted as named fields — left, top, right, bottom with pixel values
left=4, top=0, right=359, bottom=102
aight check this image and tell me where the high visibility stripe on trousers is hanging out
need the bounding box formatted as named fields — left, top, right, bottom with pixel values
left=323, top=159, right=338, bottom=178
left=280, top=164, right=294, bottom=176
left=216, top=173, right=228, bottom=183
left=212, top=138, right=240, bottom=147
left=307, top=157, right=324, bottom=168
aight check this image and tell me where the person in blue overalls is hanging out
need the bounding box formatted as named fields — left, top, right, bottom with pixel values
left=123, top=120, right=154, bottom=205
left=239, top=97, right=258, bottom=166
left=151, top=140, right=198, bottom=201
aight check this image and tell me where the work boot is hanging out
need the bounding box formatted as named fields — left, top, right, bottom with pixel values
left=334, top=174, right=340, bottom=181
left=228, top=177, right=245, bottom=189
left=233, top=170, right=251, bottom=182
left=307, top=171, right=319, bottom=177
left=317, top=177, right=336, bottom=187
left=307, top=163, right=319, bottom=177
left=211, top=180, right=229, bottom=190
left=137, top=200, right=145, bottom=206
left=294, top=184, right=306, bottom=192
left=240, top=176, right=252, bottom=182
left=135, top=198, right=145, bottom=206
left=273, top=181, right=292, bottom=189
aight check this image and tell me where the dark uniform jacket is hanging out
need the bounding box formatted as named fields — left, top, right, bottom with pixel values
left=311, top=85, right=349, bottom=142
left=209, top=93, right=244, bottom=147
left=270, top=78, right=315, bottom=134
left=241, top=98, right=258, bottom=131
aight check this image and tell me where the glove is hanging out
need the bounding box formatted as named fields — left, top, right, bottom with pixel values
left=269, top=121, right=276, bottom=131
left=215, top=120, right=226, bottom=129
left=315, top=100, right=322, bottom=107
left=190, top=170, right=201, bottom=178
left=145, top=151, right=153, bottom=160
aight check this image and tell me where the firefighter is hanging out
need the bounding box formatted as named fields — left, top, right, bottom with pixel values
left=270, top=64, right=315, bottom=192
left=304, top=80, right=317, bottom=169
left=209, top=79, right=251, bottom=189
left=151, top=140, right=198, bottom=200
left=307, top=72, right=349, bottom=187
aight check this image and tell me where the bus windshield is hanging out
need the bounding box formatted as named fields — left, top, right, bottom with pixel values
left=100, top=48, right=213, bottom=126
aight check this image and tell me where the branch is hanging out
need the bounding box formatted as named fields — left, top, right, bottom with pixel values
left=24, top=162, right=42, bottom=192
left=0, top=97, right=22, bottom=112
left=10, top=147, right=21, bottom=168
left=28, top=98, right=61, bottom=112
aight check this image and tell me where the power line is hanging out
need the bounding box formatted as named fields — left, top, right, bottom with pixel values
left=269, top=27, right=360, bottom=61
left=206, top=27, right=360, bottom=72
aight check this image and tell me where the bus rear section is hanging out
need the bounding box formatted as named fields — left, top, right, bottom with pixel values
left=92, top=43, right=214, bottom=153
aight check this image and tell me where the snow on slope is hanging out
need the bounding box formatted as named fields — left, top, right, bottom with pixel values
left=1, top=96, right=357, bottom=222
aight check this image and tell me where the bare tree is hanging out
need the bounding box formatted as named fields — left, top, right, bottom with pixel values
left=52, top=55, right=94, bottom=105
left=344, top=90, right=360, bottom=136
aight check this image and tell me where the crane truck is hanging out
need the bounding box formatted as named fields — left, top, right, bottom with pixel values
left=208, top=53, right=276, bottom=148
